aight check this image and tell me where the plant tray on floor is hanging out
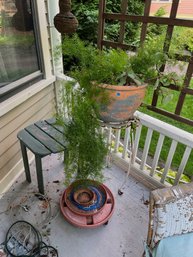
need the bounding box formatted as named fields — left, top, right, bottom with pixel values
left=60, top=180, right=115, bottom=228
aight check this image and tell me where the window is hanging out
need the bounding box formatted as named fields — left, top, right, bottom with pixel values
left=0, top=0, right=42, bottom=101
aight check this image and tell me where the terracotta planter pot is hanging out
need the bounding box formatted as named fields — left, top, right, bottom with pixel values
left=73, top=187, right=96, bottom=207
left=97, top=84, right=146, bottom=124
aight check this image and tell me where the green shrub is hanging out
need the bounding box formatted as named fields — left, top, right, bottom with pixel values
left=171, top=27, right=193, bottom=52
left=157, top=168, right=191, bottom=185
left=146, top=7, right=167, bottom=40
left=72, top=0, right=144, bottom=44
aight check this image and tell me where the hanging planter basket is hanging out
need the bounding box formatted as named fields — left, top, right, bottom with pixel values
left=97, top=84, right=147, bottom=125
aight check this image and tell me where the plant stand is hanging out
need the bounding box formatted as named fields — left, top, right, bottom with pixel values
left=60, top=180, right=115, bottom=228
left=100, top=117, right=140, bottom=195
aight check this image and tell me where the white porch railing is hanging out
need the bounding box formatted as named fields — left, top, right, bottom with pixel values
left=110, top=111, right=193, bottom=189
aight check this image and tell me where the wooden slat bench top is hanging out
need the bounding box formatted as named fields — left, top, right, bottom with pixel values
left=17, top=118, right=66, bottom=194
left=17, top=118, right=66, bottom=156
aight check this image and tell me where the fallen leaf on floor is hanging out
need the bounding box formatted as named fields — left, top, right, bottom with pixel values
left=143, top=200, right=149, bottom=205
left=53, top=180, right=60, bottom=184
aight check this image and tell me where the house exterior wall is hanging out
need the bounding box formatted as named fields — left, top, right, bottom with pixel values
left=150, top=0, right=193, bottom=18
left=178, top=0, right=193, bottom=16
left=0, top=0, right=61, bottom=194
left=0, top=85, right=56, bottom=193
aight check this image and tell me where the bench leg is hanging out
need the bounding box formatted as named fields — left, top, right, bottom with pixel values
left=20, top=141, right=31, bottom=183
left=35, top=155, right=44, bottom=195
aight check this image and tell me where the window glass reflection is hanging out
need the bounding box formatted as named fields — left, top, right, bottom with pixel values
left=0, top=0, right=39, bottom=88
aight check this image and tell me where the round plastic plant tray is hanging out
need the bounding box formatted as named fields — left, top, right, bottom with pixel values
left=60, top=180, right=115, bottom=228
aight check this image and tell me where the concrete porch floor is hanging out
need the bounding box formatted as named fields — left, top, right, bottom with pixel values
left=0, top=154, right=150, bottom=257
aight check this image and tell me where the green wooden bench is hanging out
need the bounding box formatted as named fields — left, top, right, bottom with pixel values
left=17, top=118, right=66, bottom=195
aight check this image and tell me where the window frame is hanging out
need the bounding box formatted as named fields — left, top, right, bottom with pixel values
left=0, top=0, right=45, bottom=101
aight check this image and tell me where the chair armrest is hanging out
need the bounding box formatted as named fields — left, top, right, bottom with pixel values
left=151, top=182, right=193, bottom=205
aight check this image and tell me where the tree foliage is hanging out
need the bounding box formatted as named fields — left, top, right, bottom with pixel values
left=57, top=82, right=108, bottom=185
left=72, top=0, right=144, bottom=44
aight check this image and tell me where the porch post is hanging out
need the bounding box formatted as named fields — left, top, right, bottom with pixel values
left=54, top=0, right=78, bottom=35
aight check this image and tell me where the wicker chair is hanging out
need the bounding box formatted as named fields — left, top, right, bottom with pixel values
left=144, top=182, right=193, bottom=257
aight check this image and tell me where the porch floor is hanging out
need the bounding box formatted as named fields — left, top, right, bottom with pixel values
left=0, top=154, right=150, bottom=257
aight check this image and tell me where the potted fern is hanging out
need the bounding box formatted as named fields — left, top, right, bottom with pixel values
left=56, top=34, right=179, bottom=183
left=57, top=71, right=113, bottom=228
left=60, top=35, right=178, bottom=125
left=56, top=35, right=179, bottom=227
left=57, top=84, right=108, bottom=185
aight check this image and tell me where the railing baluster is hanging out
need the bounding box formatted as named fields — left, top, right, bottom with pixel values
left=140, top=128, right=153, bottom=171
left=150, top=134, right=165, bottom=177
left=101, top=126, right=105, bottom=135
left=122, top=127, right=130, bottom=159
left=160, top=140, right=178, bottom=183
left=106, top=127, right=112, bottom=167
left=174, top=146, right=192, bottom=185
left=132, top=124, right=142, bottom=164
left=114, top=129, right=121, bottom=153
left=107, top=127, right=112, bottom=145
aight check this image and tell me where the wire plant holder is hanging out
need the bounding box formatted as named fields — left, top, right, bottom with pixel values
left=100, top=117, right=141, bottom=195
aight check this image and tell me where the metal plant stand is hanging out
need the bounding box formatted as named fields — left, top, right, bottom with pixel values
left=100, top=117, right=140, bottom=195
